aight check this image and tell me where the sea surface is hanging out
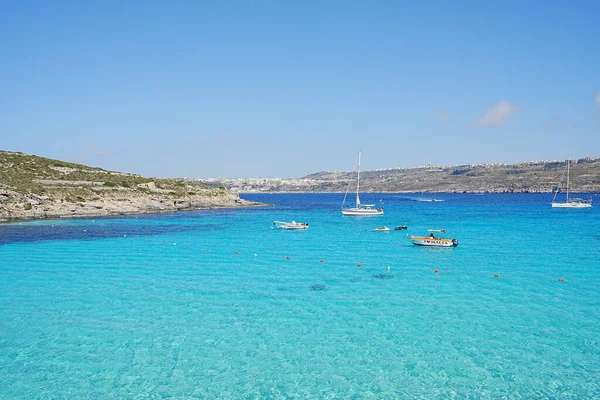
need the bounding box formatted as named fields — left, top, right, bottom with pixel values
left=1, top=193, right=599, bottom=399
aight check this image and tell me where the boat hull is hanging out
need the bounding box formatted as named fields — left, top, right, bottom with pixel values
left=551, top=202, right=592, bottom=208
left=342, top=208, right=383, bottom=216
left=408, top=236, right=458, bottom=247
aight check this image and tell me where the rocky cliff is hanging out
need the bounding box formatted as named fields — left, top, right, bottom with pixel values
left=0, top=151, right=263, bottom=222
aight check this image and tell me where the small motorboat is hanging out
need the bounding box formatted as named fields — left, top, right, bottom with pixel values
left=273, top=221, right=309, bottom=230
left=407, top=229, right=458, bottom=247
left=394, top=225, right=408, bottom=230
left=373, top=226, right=390, bottom=231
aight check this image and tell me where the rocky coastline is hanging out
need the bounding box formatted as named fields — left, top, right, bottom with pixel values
left=0, top=151, right=266, bottom=223
left=0, top=188, right=265, bottom=223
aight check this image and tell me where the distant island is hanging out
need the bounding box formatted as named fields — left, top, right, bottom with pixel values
left=0, top=151, right=264, bottom=222
left=183, top=157, right=600, bottom=194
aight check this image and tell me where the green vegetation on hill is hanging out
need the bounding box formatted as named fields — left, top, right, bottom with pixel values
left=0, top=151, right=225, bottom=200
left=0, top=151, right=253, bottom=221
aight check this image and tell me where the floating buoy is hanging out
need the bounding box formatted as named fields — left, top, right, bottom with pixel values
left=286, top=256, right=290, bottom=260
left=162, top=241, right=167, bottom=245
left=494, top=274, right=499, bottom=278
left=254, top=253, right=257, bottom=256
left=173, top=243, right=176, bottom=246
left=357, top=264, right=362, bottom=267
left=559, top=278, right=565, bottom=282
left=387, top=266, right=391, bottom=272
left=235, top=251, right=238, bottom=255
left=320, top=260, right=324, bottom=263
left=434, top=270, right=439, bottom=273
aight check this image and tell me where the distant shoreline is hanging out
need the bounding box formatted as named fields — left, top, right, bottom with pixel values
left=239, top=191, right=599, bottom=195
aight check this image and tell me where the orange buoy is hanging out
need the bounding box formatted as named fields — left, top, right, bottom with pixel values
left=434, top=269, right=439, bottom=273
left=235, top=251, right=238, bottom=255
left=357, top=264, right=362, bottom=267
left=559, top=278, right=565, bottom=282
left=320, top=260, right=324, bottom=263
left=494, top=274, right=499, bottom=278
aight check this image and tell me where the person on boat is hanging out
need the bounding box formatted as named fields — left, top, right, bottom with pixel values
left=429, top=233, right=436, bottom=240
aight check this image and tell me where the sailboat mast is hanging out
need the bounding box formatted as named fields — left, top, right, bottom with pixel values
left=566, top=158, right=570, bottom=202
left=356, top=151, right=361, bottom=207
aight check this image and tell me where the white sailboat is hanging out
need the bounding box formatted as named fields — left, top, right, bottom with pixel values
left=551, top=159, right=592, bottom=208
left=341, top=152, right=384, bottom=216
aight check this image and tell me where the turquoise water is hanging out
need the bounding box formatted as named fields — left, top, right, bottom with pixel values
left=1, top=193, right=599, bottom=399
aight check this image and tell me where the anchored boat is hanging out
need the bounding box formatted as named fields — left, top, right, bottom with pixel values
left=373, top=226, right=390, bottom=231
left=551, top=158, right=592, bottom=208
left=407, top=229, right=458, bottom=247
left=341, top=152, right=384, bottom=216
left=273, top=221, right=309, bottom=230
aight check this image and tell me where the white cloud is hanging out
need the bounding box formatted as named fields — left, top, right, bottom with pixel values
left=474, top=100, right=518, bottom=127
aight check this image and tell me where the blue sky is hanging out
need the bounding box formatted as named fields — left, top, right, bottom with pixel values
left=1, top=1, right=599, bottom=178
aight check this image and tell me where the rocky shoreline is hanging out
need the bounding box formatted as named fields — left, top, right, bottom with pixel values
left=0, top=151, right=268, bottom=223
left=0, top=189, right=266, bottom=223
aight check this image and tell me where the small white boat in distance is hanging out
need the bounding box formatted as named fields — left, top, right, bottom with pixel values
left=373, top=226, right=390, bottom=231
left=341, top=152, right=384, bottom=216
left=551, top=159, right=592, bottom=208
left=273, top=221, right=309, bottom=230
left=408, top=229, right=458, bottom=247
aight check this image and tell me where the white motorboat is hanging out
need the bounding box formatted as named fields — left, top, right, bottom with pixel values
left=341, top=152, right=383, bottom=216
left=373, top=226, right=390, bottom=231
left=407, top=229, right=458, bottom=247
left=273, top=221, right=309, bottom=230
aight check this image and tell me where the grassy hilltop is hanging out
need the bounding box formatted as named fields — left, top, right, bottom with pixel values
left=0, top=151, right=258, bottom=221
